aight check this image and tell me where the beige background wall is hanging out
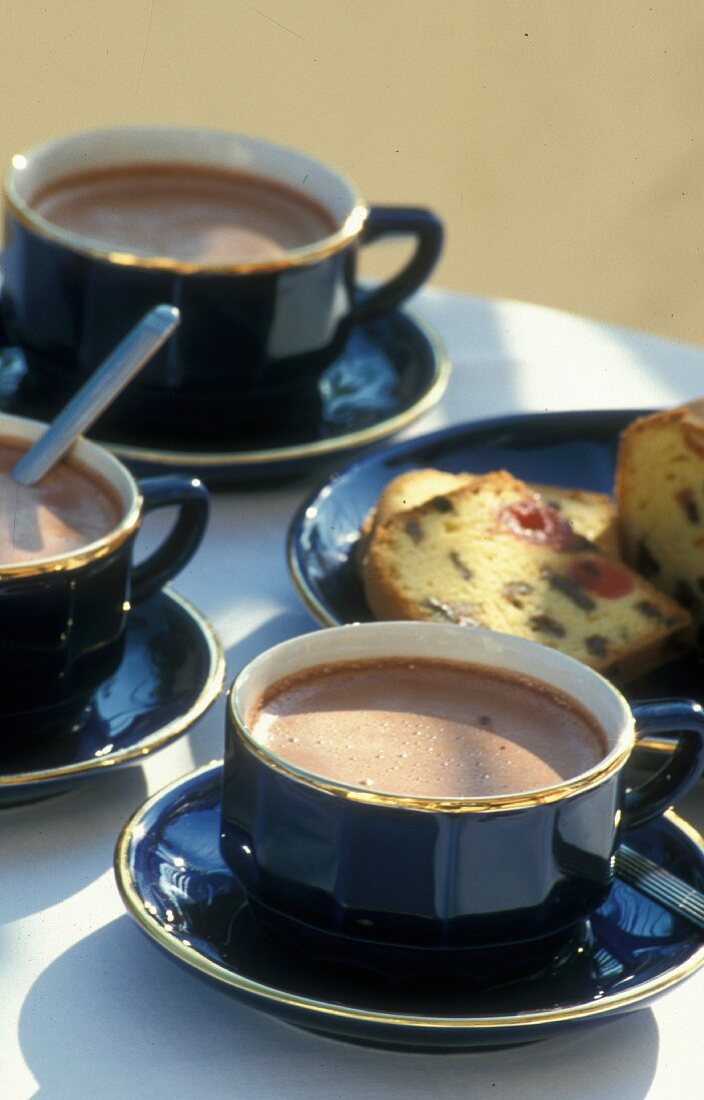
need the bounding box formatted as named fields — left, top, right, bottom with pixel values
left=2, top=1, right=703, bottom=346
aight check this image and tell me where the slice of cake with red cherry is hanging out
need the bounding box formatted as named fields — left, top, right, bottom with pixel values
left=358, top=467, right=620, bottom=562
left=361, top=469, right=692, bottom=682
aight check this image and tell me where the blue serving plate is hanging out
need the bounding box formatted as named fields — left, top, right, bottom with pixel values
left=287, top=408, right=639, bottom=625
left=115, top=761, right=704, bottom=1051
left=287, top=408, right=704, bottom=752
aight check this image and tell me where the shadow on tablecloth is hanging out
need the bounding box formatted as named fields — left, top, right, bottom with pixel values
left=18, top=915, right=659, bottom=1100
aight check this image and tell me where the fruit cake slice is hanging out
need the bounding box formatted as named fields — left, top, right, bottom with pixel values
left=361, top=470, right=692, bottom=682
left=360, top=468, right=620, bottom=558
left=617, top=401, right=704, bottom=639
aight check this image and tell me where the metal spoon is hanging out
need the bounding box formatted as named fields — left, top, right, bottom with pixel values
left=616, top=844, right=704, bottom=930
left=11, top=303, right=180, bottom=485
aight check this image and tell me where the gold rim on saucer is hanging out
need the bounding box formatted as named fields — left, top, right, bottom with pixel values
left=0, top=590, right=225, bottom=789
left=99, top=312, right=450, bottom=470
left=114, top=763, right=704, bottom=1036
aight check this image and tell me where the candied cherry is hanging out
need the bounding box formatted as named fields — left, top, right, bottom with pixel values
left=498, top=496, right=575, bottom=549
left=567, top=557, right=635, bottom=599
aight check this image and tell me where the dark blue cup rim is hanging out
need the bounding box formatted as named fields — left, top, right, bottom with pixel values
left=4, top=126, right=368, bottom=275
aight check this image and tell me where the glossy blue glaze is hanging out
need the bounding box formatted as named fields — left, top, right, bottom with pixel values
left=0, top=309, right=448, bottom=483
left=0, top=473, right=208, bottom=744
left=0, top=541, right=131, bottom=737
left=116, top=762, right=704, bottom=1050
left=2, top=179, right=441, bottom=441
left=0, top=590, right=223, bottom=805
left=131, top=476, right=209, bottom=601
left=221, top=687, right=704, bottom=976
left=624, top=700, right=704, bottom=824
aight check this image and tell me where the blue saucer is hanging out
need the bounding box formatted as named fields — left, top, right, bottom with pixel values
left=0, top=309, right=449, bottom=485
left=115, top=761, right=704, bottom=1051
left=287, top=408, right=704, bottom=757
left=0, top=591, right=224, bottom=806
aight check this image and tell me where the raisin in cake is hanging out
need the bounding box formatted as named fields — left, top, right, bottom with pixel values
left=617, top=400, right=704, bottom=637
left=361, top=470, right=692, bottom=682
left=359, top=468, right=620, bottom=559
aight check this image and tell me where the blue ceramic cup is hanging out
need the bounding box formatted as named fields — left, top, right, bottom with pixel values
left=221, top=622, right=704, bottom=980
left=1, top=127, right=443, bottom=441
left=0, top=412, right=209, bottom=744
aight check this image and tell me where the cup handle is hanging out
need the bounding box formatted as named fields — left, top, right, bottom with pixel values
left=349, top=205, right=444, bottom=324
left=622, top=699, right=704, bottom=829
left=130, top=476, right=209, bottom=604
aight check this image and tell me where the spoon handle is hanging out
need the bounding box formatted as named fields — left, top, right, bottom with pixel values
left=12, top=304, right=180, bottom=486
left=615, top=844, right=704, bottom=930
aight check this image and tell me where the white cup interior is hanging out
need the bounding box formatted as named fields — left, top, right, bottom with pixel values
left=0, top=412, right=140, bottom=568
left=231, top=621, right=634, bottom=799
left=6, top=127, right=365, bottom=254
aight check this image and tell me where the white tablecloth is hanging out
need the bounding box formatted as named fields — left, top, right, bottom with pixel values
left=2, top=288, right=704, bottom=1099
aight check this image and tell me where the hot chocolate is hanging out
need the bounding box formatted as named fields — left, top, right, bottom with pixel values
left=248, top=657, right=608, bottom=798
left=30, top=162, right=338, bottom=263
left=0, top=440, right=122, bottom=565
